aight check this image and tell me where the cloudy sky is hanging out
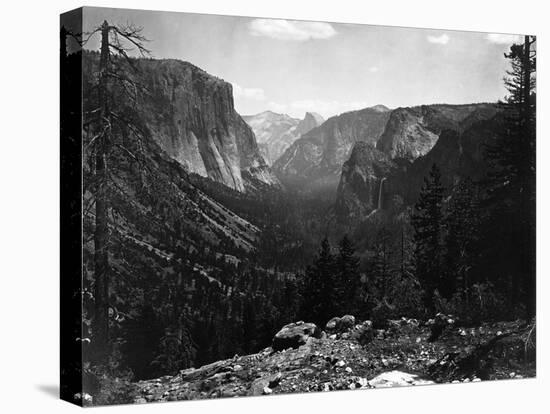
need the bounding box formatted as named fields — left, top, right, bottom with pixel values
left=83, top=7, right=524, bottom=119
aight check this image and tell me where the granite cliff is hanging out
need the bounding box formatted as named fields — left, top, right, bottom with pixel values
left=376, top=103, right=497, bottom=160
left=334, top=103, right=500, bottom=219
left=273, top=105, right=391, bottom=194
left=99, top=56, right=280, bottom=192
left=243, top=111, right=324, bottom=165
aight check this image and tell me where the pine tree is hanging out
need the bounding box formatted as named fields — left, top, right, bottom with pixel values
left=412, top=163, right=446, bottom=310
left=396, top=218, right=416, bottom=282
left=371, top=228, right=392, bottom=298
left=300, top=237, right=336, bottom=326
left=282, top=278, right=301, bottom=323
left=445, top=178, right=480, bottom=302
left=242, top=298, right=259, bottom=353
left=484, top=36, right=536, bottom=318
left=84, top=20, right=150, bottom=360
left=334, top=235, right=361, bottom=315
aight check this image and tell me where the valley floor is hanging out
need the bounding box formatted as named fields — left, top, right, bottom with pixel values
left=129, top=319, right=535, bottom=404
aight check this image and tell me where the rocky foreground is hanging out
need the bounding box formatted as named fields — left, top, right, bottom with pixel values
left=132, top=316, right=535, bottom=403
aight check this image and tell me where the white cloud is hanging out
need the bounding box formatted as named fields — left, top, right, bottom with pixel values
left=369, top=66, right=379, bottom=73
left=248, top=19, right=337, bottom=41
left=232, top=83, right=266, bottom=101
left=486, top=33, right=522, bottom=44
left=427, top=34, right=450, bottom=45
left=266, top=101, right=288, bottom=113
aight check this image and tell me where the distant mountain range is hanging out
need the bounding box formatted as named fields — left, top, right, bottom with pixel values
left=243, top=111, right=324, bottom=165
left=83, top=50, right=502, bottom=233
left=335, top=103, right=499, bottom=220
left=273, top=105, right=391, bottom=194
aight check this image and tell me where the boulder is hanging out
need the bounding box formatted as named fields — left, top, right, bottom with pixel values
left=272, top=321, right=321, bottom=351
left=350, top=320, right=374, bottom=345
left=427, top=313, right=456, bottom=342
left=325, top=315, right=356, bottom=334
left=249, top=372, right=283, bottom=396
left=325, top=317, right=340, bottom=332
left=339, top=315, right=356, bottom=330
left=368, top=370, right=434, bottom=388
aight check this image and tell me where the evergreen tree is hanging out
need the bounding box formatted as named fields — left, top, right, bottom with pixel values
left=363, top=228, right=396, bottom=320
left=334, top=235, right=361, bottom=315
left=84, top=20, right=150, bottom=360
left=300, top=237, right=336, bottom=326
left=242, top=298, right=258, bottom=353
left=412, top=163, right=446, bottom=310
left=445, top=178, right=481, bottom=302
left=484, top=36, right=536, bottom=318
left=282, top=278, right=301, bottom=324
left=371, top=228, right=392, bottom=299
left=396, top=217, right=416, bottom=282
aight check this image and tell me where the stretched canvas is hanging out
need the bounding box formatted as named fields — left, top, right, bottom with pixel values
left=60, top=6, right=536, bottom=407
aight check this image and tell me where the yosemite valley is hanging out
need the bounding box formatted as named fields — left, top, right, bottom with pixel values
left=64, top=26, right=536, bottom=403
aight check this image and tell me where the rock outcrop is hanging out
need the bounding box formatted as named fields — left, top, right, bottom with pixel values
left=325, top=315, right=356, bottom=333
left=334, top=103, right=500, bottom=220
left=130, top=318, right=532, bottom=403
left=94, top=56, right=279, bottom=192
left=334, top=142, right=395, bottom=219
left=272, top=321, right=322, bottom=351
left=243, top=111, right=324, bottom=165
left=386, top=108, right=501, bottom=204
left=273, top=105, right=391, bottom=194
left=295, top=112, right=325, bottom=136
left=376, top=104, right=495, bottom=161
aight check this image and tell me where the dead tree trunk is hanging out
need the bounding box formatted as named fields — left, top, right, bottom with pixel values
left=93, top=20, right=111, bottom=359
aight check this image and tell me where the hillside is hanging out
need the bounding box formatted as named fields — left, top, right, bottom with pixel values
left=243, top=111, right=324, bottom=165
left=334, top=104, right=500, bottom=219
left=128, top=316, right=534, bottom=403
left=83, top=52, right=279, bottom=192
left=377, top=103, right=497, bottom=160
left=273, top=106, right=391, bottom=194
left=66, top=14, right=537, bottom=410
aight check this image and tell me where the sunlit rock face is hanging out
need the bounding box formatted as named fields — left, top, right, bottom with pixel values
left=376, top=103, right=495, bottom=161
left=334, top=103, right=500, bottom=221
left=133, top=58, right=278, bottom=192
left=335, top=142, right=394, bottom=219
left=273, top=105, right=391, bottom=194
left=243, top=111, right=324, bottom=165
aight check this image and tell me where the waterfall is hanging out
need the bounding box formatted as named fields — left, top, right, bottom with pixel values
left=377, top=177, right=386, bottom=210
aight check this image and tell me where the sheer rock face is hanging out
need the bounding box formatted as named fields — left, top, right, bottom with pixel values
left=334, top=142, right=394, bottom=219
left=387, top=110, right=501, bottom=204
left=334, top=103, right=500, bottom=220
left=243, top=111, right=324, bottom=165
left=376, top=104, right=495, bottom=161
left=273, top=106, right=391, bottom=194
left=135, top=59, right=279, bottom=192
left=295, top=112, right=325, bottom=136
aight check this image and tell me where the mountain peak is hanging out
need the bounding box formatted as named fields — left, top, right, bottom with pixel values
left=369, top=104, right=391, bottom=112
left=303, top=112, right=325, bottom=125
left=295, top=112, right=325, bottom=136
left=274, top=107, right=391, bottom=193
left=243, top=110, right=297, bottom=124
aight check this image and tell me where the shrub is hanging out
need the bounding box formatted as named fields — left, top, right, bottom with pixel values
left=433, top=282, right=509, bottom=325
left=362, top=272, right=426, bottom=326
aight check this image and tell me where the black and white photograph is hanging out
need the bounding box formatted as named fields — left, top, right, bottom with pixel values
left=4, top=0, right=550, bottom=412
left=58, top=5, right=538, bottom=407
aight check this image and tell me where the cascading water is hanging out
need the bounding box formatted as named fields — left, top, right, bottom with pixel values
left=377, top=177, right=386, bottom=210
